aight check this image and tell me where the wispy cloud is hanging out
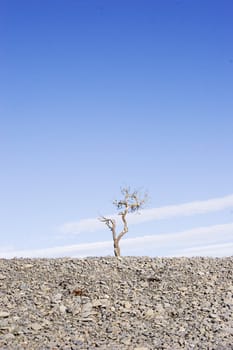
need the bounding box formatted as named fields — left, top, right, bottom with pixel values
left=0, top=240, right=113, bottom=259
left=60, top=217, right=104, bottom=235
left=59, top=194, right=233, bottom=235
left=172, top=242, right=233, bottom=257
left=120, top=222, right=233, bottom=257
left=2, top=222, right=233, bottom=258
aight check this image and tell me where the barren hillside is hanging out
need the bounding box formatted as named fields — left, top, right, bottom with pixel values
left=0, top=257, right=232, bottom=349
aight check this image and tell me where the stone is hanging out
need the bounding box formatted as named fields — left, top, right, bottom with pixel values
left=0, top=256, right=232, bottom=349
left=59, top=304, right=67, bottom=314
left=2, top=333, right=15, bottom=341
left=81, top=302, right=93, bottom=318
left=31, top=323, right=42, bottom=331
left=123, top=301, right=131, bottom=309
left=144, top=309, right=154, bottom=319
left=52, top=293, right=63, bottom=303
left=24, top=264, right=34, bottom=268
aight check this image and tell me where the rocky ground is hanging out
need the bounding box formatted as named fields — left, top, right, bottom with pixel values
left=0, top=257, right=232, bottom=349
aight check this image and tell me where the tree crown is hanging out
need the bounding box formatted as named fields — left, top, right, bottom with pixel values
left=113, top=187, right=148, bottom=214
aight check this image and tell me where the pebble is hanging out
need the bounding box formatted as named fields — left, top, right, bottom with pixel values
left=144, top=308, right=154, bottom=319
left=31, top=323, right=42, bottom=331
left=0, top=256, right=232, bottom=349
left=59, top=304, right=67, bottom=314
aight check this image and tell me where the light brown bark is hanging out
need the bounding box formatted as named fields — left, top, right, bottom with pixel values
left=99, top=187, right=147, bottom=258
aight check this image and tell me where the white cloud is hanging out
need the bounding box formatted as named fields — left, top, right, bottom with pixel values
left=2, top=222, right=233, bottom=258
left=128, top=194, right=233, bottom=223
left=172, top=242, right=233, bottom=257
left=121, top=222, right=233, bottom=257
left=60, top=217, right=104, bottom=235
left=0, top=240, right=112, bottom=259
left=59, top=193, right=233, bottom=235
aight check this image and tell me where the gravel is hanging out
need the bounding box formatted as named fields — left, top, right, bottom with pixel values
left=0, top=256, right=232, bottom=349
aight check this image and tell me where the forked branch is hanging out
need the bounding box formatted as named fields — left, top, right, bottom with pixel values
left=99, top=187, right=148, bottom=258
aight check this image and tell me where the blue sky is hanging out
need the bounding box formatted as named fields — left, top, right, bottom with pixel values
left=1, top=0, right=233, bottom=257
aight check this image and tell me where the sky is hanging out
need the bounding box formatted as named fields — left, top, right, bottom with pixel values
left=0, top=0, right=233, bottom=258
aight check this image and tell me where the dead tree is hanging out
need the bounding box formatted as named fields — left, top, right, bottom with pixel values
left=99, top=187, right=147, bottom=258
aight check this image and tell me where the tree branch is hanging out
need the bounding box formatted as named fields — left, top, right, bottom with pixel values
left=99, top=216, right=116, bottom=240
left=99, top=187, right=148, bottom=257
left=117, top=210, right=128, bottom=242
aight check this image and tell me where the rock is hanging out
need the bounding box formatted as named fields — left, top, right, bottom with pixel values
left=31, top=323, right=42, bottom=331
left=2, top=333, right=15, bottom=341
left=52, top=293, right=63, bottom=303
left=144, top=308, right=154, bottom=319
left=0, top=256, right=232, bottom=349
left=24, top=264, right=34, bottom=268
left=120, top=336, right=132, bottom=345
left=92, top=299, right=102, bottom=307
left=123, top=301, right=131, bottom=309
left=59, top=304, right=67, bottom=314
left=81, top=302, right=93, bottom=318
left=92, top=298, right=110, bottom=307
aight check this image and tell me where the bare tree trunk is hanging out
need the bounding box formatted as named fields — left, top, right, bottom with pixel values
left=99, top=187, right=147, bottom=258
left=113, top=238, right=121, bottom=258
